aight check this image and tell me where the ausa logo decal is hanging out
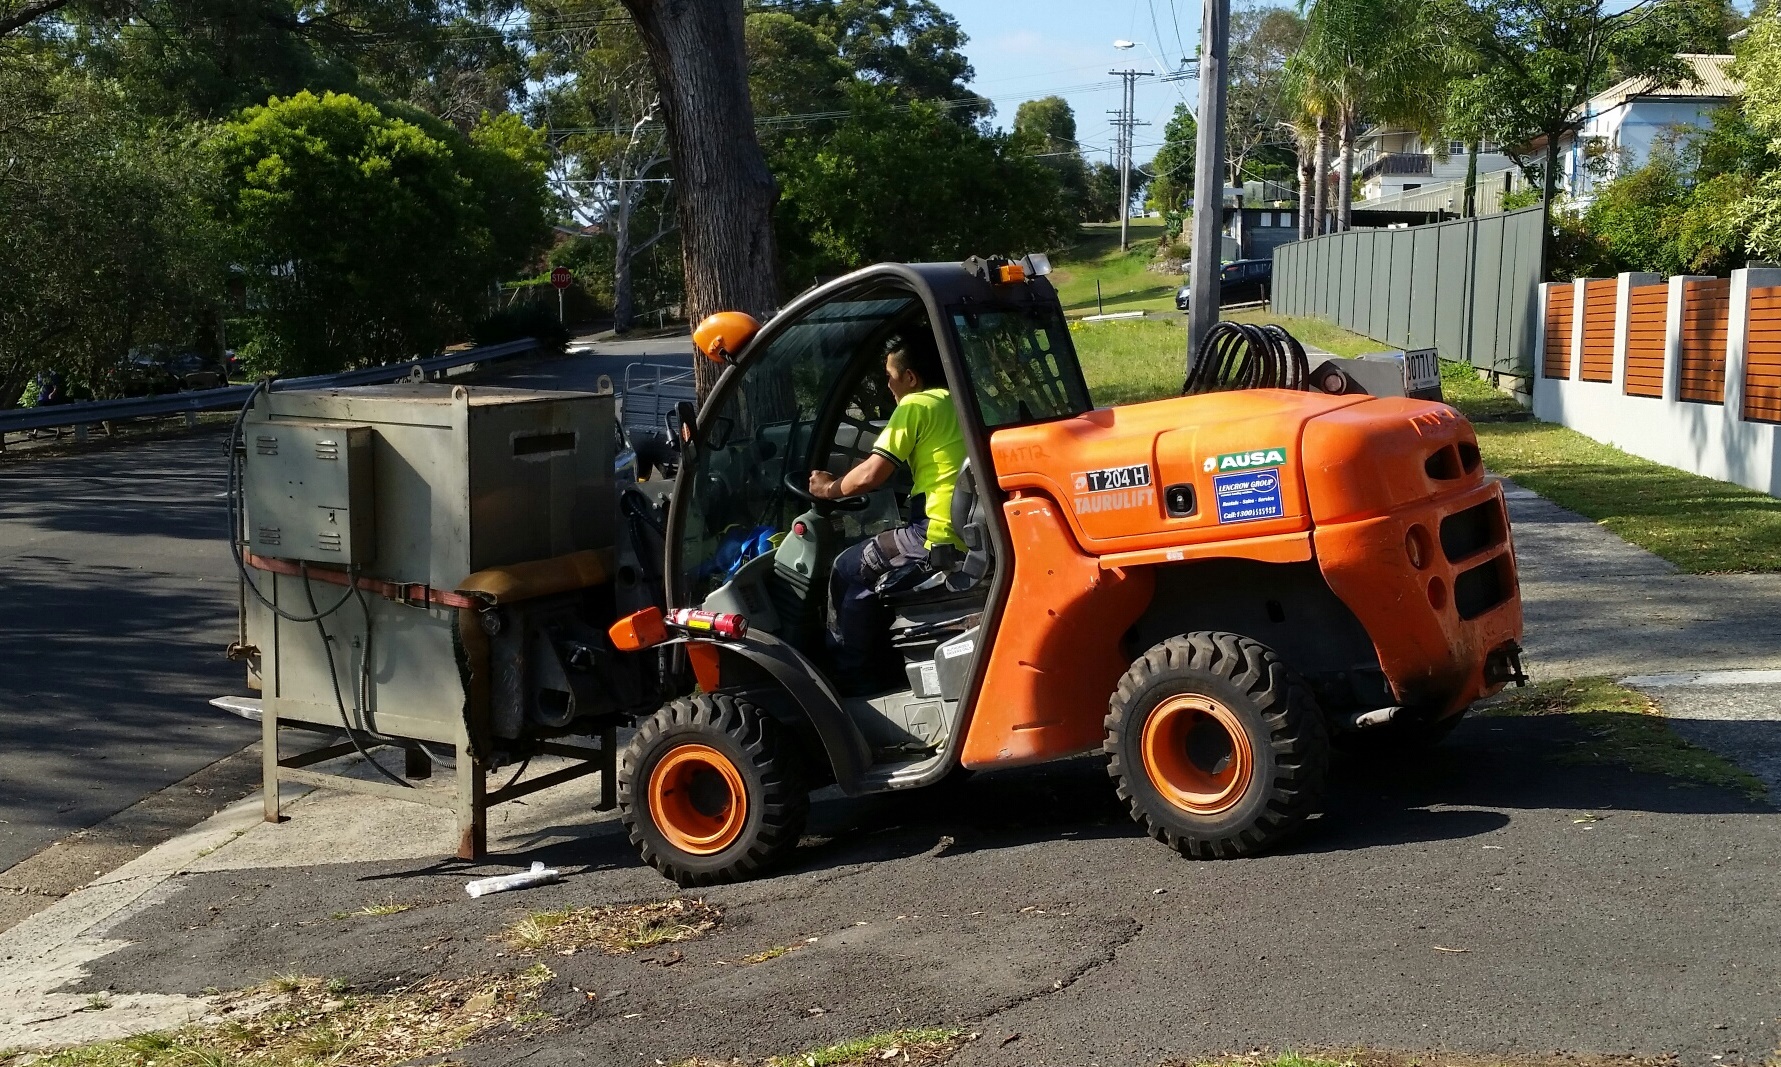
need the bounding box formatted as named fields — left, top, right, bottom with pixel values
left=1202, top=447, right=1288, bottom=474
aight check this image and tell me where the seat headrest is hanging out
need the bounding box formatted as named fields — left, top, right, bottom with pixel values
left=950, top=457, right=977, bottom=533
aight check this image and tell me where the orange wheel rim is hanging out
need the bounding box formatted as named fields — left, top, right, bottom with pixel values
left=648, top=743, right=748, bottom=855
left=1140, top=694, right=1254, bottom=815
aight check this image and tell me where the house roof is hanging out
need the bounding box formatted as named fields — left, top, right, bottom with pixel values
left=1589, top=54, right=1741, bottom=111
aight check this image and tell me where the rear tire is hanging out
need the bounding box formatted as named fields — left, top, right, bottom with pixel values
left=619, top=693, right=809, bottom=886
left=1105, top=632, right=1328, bottom=858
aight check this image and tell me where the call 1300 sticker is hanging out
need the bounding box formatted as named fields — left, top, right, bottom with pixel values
left=1073, top=463, right=1154, bottom=514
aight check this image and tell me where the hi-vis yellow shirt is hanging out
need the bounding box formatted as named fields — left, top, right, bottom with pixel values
left=873, top=387, right=966, bottom=548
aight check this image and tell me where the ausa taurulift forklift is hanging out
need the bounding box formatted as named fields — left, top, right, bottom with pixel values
left=603, top=253, right=1526, bottom=885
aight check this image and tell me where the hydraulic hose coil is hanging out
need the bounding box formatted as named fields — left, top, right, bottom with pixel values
left=1181, top=321, right=1310, bottom=395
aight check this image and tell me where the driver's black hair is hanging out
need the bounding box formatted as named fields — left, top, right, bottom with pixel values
left=888, top=328, right=945, bottom=389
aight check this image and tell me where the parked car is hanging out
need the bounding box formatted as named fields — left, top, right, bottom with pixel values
left=110, top=346, right=231, bottom=396
left=1174, top=259, right=1274, bottom=310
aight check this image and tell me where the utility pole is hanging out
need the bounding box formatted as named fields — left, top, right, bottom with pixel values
left=1187, top=0, right=1230, bottom=363
left=1108, top=67, right=1154, bottom=250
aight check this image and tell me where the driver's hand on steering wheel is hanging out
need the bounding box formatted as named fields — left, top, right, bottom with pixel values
left=807, top=470, right=839, bottom=500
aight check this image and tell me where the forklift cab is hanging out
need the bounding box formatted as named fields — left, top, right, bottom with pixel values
left=664, top=261, right=1091, bottom=770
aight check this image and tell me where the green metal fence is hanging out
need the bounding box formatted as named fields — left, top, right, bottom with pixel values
left=1271, top=205, right=1544, bottom=377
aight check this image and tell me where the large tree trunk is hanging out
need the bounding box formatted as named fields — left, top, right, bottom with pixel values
left=1313, top=117, right=1328, bottom=236
left=1336, top=113, right=1354, bottom=232
left=618, top=0, right=778, bottom=401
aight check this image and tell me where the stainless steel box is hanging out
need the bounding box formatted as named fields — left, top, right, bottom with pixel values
left=243, top=383, right=616, bottom=744
left=245, top=422, right=376, bottom=564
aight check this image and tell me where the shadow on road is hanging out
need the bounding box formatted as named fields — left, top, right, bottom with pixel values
left=348, top=707, right=1767, bottom=888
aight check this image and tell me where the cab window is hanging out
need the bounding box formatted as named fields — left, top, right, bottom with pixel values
left=676, top=289, right=919, bottom=600
left=948, top=302, right=1092, bottom=428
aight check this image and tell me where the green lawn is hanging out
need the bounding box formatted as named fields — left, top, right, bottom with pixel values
left=1071, top=313, right=1385, bottom=407
left=1050, top=220, right=1180, bottom=316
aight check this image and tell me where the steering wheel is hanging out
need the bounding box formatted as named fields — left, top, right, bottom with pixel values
left=783, top=471, right=873, bottom=514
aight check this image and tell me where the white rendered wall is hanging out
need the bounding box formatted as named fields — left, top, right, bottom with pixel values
left=1531, top=268, right=1781, bottom=498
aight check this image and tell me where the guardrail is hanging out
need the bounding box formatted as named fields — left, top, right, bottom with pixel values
left=0, top=338, right=542, bottom=445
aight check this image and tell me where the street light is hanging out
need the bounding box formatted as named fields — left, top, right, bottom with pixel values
left=1113, top=39, right=1136, bottom=49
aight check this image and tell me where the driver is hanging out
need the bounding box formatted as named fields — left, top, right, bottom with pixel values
left=808, top=331, right=965, bottom=689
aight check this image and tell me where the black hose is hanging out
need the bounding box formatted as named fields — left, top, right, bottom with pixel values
left=1182, top=321, right=1311, bottom=395
left=303, top=563, right=413, bottom=790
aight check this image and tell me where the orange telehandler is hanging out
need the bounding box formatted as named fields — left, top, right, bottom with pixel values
left=599, top=253, right=1525, bottom=885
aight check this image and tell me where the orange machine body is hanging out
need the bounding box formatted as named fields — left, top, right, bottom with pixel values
left=960, top=389, right=1523, bottom=769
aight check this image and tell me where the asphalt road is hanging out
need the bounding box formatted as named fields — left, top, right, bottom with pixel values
left=81, top=716, right=1781, bottom=1065
left=0, top=339, right=693, bottom=877
left=0, top=431, right=256, bottom=872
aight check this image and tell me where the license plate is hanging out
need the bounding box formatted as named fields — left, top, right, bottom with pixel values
left=1078, top=463, right=1151, bottom=493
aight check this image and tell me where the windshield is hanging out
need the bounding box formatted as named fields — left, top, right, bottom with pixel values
left=675, top=290, right=920, bottom=602
left=948, top=301, right=1092, bottom=428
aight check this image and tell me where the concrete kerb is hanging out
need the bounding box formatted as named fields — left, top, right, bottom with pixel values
left=0, top=785, right=311, bottom=1049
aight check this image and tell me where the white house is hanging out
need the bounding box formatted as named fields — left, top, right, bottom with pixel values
left=1559, top=53, right=1741, bottom=205
left=1348, top=127, right=1518, bottom=202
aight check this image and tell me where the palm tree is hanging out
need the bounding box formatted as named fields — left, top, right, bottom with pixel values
left=1291, top=0, right=1447, bottom=231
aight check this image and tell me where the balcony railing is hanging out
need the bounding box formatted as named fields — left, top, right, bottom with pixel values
left=1358, top=152, right=1434, bottom=178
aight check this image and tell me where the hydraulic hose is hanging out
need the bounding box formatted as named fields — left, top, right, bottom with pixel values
left=1182, top=321, right=1311, bottom=395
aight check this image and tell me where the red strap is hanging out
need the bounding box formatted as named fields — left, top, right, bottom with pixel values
left=244, top=553, right=481, bottom=610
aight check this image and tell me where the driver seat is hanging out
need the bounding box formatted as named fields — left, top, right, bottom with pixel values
left=873, top=457, right=993, bottom=608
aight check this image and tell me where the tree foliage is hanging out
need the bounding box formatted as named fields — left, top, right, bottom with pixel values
left=774, top=85, right=1073, bottom=282
left=208, top=90, right=549, bottom=374
left=1014, top=96, right=1102, bottom=222
left=1148, top=103, right=1198, bottom=215
left=776, top=0, right=984, bottom=118
left=0, top=44, right=222, bottom=402
left=1227, top=5, right=1305, bottom=184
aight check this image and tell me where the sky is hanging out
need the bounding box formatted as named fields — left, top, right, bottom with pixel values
left=942, top=0, right=1205, bottom=169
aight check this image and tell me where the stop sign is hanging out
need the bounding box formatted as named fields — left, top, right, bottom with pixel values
left=550, top=266, right=573, bottom=290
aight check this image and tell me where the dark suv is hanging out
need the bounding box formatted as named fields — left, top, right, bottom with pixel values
left=1174, top=259, right=1273, bottom=310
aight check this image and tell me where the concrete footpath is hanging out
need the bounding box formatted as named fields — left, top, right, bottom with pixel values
left=2, top=483, right=1781, bottom=1064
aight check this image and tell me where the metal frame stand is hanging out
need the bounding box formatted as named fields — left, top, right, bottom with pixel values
left=261, top=710, right=619, bottom=860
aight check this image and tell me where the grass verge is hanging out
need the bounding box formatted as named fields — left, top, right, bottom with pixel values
left=8, top=970, right=554, bottom=1067
left=1050, top=220, right=1178, bottom=316
left=1072, top=313, right=1398, bottom=407
left=502, top=898, right=720, bottom=955
left=1482, top=677, right=1766, bottom=799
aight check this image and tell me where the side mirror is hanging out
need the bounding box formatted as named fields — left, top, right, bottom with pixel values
left=665, top=400, right=697, bottom=452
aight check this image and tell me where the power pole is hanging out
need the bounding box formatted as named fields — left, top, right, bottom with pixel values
left=1187, top=0, right=1230, bottom=363
left=1108, top=68, right=1154, bottom=250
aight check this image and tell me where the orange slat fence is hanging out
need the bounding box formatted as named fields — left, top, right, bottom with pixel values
left=1623, top=284, right=1668, bottom=398
left=1579, top=279, right=1617, bottom=382
left=1748, top=285, right=1781, bottom=424
left=1678, top=277, right=1731, bottom=404
left=1543, top=283, right=1574, bottom=379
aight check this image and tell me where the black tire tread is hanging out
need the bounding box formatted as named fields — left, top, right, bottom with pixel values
left=618, top=692, right=808, bottom=886
left=1104, top=631, right=1329, bottom=859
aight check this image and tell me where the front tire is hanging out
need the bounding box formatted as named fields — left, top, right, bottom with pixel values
left=1105, top=632, right=1329, bottom=858
left=619, top=693, right=809, bottom=886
